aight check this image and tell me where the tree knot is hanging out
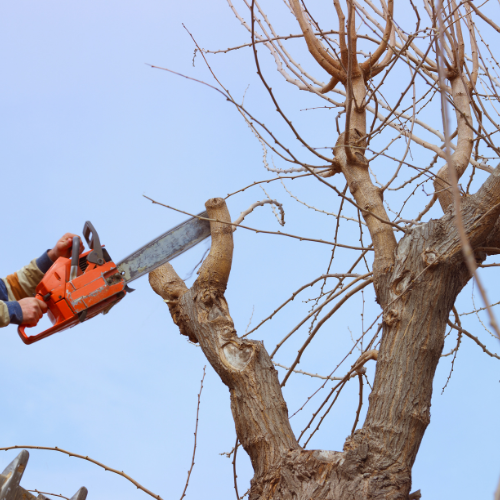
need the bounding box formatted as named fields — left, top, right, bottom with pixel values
left=422, top=248, right=439, bottom=267
left=383, top=309, right=400, bottom=326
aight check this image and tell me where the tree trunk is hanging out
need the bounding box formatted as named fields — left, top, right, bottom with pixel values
left=150, top=168, right=500, bottom=498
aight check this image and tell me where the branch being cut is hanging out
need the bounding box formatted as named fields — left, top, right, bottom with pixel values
left=149, top=262, right=196, bottom=343
left=150, top=198, right=299, bottom=477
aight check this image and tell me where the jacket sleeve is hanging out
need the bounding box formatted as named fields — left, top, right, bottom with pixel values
left=0, top=252, right=54, bottom=327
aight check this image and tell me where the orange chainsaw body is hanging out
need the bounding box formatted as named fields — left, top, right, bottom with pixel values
left=18, top=229, right=128, bottom=344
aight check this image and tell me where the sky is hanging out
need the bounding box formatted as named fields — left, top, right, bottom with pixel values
left=0, top=1, right=499, bottom=499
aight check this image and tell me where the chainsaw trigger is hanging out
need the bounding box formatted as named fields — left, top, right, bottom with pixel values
left=125, top=284, right=135, bottom=293
left=78, top=310, right=88, bottom=323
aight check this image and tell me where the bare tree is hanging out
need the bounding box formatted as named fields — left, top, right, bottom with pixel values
left=148, top=0, right=500, bottom=498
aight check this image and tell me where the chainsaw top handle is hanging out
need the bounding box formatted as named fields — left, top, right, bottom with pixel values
left=82, top=221, right=105, bottom=266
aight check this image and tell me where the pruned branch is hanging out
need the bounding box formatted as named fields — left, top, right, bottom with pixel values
left=150, top=198, right=299, bottom=477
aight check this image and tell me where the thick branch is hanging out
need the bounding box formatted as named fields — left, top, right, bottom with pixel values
left=150, top=198, right=298, bottom=477
left=333, top=0, right=348, bottom=68
left=149, top=263, right=196, bottom=342
left=433, top=76, right=474, bottom=212
left=196, top=197, right=234, bottom=294
left=360, top=0, right=394, bottom=75
left=289, top=0, right=345, bottom=81
left=335, top=90, right=397, bottom=289
left=456, top=165, right=500, bottom=250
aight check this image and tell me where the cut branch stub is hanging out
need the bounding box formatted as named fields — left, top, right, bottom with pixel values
left=149, top=197, right=234, bottom=342
left=195, top=197, right=234, bottom=297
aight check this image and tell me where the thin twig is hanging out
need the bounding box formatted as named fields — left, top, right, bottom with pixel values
left=447, top=320, right=500, bottom=359
left=225, top=173, right=313, bottom=199
left=270, top=274, right=373, bottom=358
left=280, top=279, right=374, bottom=386
left=233, top=199, right=285, bottom=228
left=461, top=299, right=500, bottom=316
left=442, top=307, right=462, bottom=393
left=291, top=323, right=381, bottom=421
left=351, top=374, right=364, bottom=435
left=232, top=437, right=239, bottom=500
left=273, top=362, right=346, bottom=380
left=143, top=195, right=373, bottom=251
left=0, top=446, right=163, bottom=500
left=180, top=366, right=206, bottom=500
left=27, top=491, right=69, bottom=500
left=244, top=272, right=371, bottom=337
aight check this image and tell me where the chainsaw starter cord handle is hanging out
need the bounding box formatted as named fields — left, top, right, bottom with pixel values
left=70, top=236, right=80, bottom=281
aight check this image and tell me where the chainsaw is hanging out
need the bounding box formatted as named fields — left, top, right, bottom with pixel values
left=18, top=213, right=210, bottom=345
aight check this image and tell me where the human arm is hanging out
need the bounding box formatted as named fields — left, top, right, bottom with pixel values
left=0, top=233, right=84, bottom=327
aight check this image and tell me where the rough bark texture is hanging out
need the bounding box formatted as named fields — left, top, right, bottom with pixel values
left=150, top=170, right=500, bottom=498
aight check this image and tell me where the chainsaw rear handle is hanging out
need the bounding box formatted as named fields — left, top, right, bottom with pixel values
left=16, top=289, right=71, bottom=345
left=18, top=317, right=75, bottom=345
left=17, top=290, right=126, bottom=345
left=82, top=221, right=105, bottom=266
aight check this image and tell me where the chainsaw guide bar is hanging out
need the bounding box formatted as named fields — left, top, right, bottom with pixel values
left=117, top=211, right=210, bottom=283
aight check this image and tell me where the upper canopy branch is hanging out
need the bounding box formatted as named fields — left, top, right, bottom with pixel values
left=359, top=0, right=394, bottom=76
left=433, top=75, right=474, bottom=212
left=289, top=0, right=345, bottom=81
left=432, top=0, right=475, bottom=213
left=288, top=0, right=395, bottom=88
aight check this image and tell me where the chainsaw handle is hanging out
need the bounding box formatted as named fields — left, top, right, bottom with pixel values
left=16, top=292, right=71, bottom=345
left=82, top=221, right=105, bottom=266
left=17, top=317, right=75, bottom=345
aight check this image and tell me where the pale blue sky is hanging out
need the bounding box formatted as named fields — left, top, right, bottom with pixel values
left=0, top=1, right=499, bottom=499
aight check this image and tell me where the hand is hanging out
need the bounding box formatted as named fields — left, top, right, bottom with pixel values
left=48, top=233, right=85, bottom=261
left=18, top=297, right=48, bottom=326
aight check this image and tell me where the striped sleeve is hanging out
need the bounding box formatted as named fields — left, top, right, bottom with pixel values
left=0, top=252, right=53, bottom=327
left=0, top=302, right=10, bottom=328
left=0, top=275, right=23, bottom=327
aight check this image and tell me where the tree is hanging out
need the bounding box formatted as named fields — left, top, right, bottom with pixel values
left=146, top=0, right=500, bottom=498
